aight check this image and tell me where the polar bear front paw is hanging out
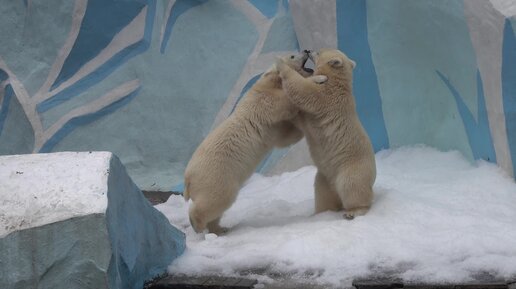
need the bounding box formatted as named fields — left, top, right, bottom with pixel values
left=310, top=75, right=328, bottom=84
left=275, top=57, right=288, bottom=72
left=343, top=207, right=370, bottom=220
left=207, top=222, right=229, bottom=235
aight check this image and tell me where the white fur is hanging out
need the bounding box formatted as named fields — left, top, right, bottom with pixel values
left=184, top=52, right=325, bottom=234
left=277, top=49, right=376, bottom=219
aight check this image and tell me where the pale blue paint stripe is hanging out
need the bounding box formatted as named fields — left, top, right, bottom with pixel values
left=248, top=0, right=278, bottom=19
left=336, top=0, right=389, bottom=152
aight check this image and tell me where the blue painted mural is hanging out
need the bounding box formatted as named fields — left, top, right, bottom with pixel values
left=1, top=0, right=515, bottom=191
left=160, top=0, right=208, bottom=54
left=40, top=87, right=141, bottom=153
left=51, top=0, right=147, bottom=90
left=38, top=0, right=154, bottom=113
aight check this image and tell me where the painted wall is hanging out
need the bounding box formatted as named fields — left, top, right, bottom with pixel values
left=1, top=0, right=515, bottom=191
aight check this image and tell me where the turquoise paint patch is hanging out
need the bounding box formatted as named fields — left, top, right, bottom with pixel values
left=0, top=69, right=7, bottom=82
left=39, top=88, right=140, bottom=153
left=160, top=0, right=208, bottom=53
left=51, top=0, right=146, bottom=90
left=437, top=70, right=496, bottom=162
left=249, top=0, right=278, bottom=19
left=261, top=14, right=300, bottom=53
left=37, top=1, right=156, bottom=113
left=336, top=0, right=389, bottom=152
left=502, top=20, right=516, bottom=178
left=0, top=84, right=13, bottom=136
left=0, top=69, right=7, bottom=133
left=0, top=85, right=34, bottom=155
left=366, top=0, right=475, bottom=159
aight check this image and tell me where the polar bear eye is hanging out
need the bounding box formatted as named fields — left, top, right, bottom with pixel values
left=290, top=55, right=295, bottom=59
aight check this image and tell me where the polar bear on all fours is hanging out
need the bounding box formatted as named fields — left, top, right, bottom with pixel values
left=276, top=48, right=376, bottom=220
left=183, top=51, right=328, bottom=234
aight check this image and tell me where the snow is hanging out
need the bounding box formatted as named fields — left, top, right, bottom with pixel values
left=156, top=146, right=516, bottom=287
left=0, top=152, right=111, bottom=238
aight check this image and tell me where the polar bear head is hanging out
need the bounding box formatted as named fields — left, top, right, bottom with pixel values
left=309, top=49, right=356, bottom=81
left=257, top=51, right=312, bottom=89
left=282, top=50, right=314, bottom=77
left=264, top=51, right=312, bottom=77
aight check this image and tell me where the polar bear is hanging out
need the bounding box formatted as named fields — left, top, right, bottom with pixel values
left=276, top=48, right=376, bottom=219
left=184, top=52, right=327, bottom=234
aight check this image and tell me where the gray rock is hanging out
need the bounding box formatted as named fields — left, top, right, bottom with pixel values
left=0, top=153, right=186, bottom=289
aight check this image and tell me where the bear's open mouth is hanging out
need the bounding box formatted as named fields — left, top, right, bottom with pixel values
left=302, top=57, right=314, bottom=74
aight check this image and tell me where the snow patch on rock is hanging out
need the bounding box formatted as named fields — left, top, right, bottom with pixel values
left=0, top=152, right=111, bottom=237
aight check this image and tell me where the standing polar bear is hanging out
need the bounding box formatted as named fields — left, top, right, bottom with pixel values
left=184, top=52, right=327, bottom=234
left=276, top=49, right=376, bottom=219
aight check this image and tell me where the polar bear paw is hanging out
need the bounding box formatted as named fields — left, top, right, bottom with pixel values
left=343, top=207, right=370, bottom=220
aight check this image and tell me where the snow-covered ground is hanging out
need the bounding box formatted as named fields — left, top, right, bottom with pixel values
left=156, top=146, right=516, bottom=287
left=0, top=152, right=111, bottom=238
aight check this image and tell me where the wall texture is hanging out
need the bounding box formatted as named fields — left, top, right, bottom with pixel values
left=0, top=0, right=515, bottom=191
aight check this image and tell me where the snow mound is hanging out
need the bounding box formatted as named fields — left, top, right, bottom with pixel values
left=157, top=146, right=516, bottom=287
left=0, top=152, right=111, bottom=237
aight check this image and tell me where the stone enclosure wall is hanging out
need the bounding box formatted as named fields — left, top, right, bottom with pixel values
left=1, top=0, right=515, bottom=191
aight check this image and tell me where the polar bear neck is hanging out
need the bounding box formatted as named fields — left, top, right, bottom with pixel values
left=257, top=74, right=282, bottom=90
left=316, top=72, right=357, bottom=115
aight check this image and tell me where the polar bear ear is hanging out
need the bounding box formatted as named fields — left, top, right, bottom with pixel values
left=349, top=59, right=356, bottom=69
left=262, top=63, right=278, bottom=78
left=327, top=58, right=343, bottom=68
left=266, top=63, right=277, bottom=73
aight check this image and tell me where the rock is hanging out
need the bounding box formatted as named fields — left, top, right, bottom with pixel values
left=0, top=152, right=186, bottom=289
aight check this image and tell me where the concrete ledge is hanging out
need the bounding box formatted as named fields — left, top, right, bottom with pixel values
left=146, top=275, right=257, bottom=289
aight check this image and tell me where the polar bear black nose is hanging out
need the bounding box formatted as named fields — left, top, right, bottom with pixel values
left=304, top=49, right=312, bottom=54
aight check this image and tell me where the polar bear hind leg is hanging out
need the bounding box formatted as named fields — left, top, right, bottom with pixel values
left=335, top=166, right=373, bottom=220
left=314, top=170, right=343, bottom=213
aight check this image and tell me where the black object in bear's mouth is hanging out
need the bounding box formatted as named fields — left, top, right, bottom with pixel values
left=301, top=57, right=314, bottom=74
left=303, top=67, right=314, bottom=73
